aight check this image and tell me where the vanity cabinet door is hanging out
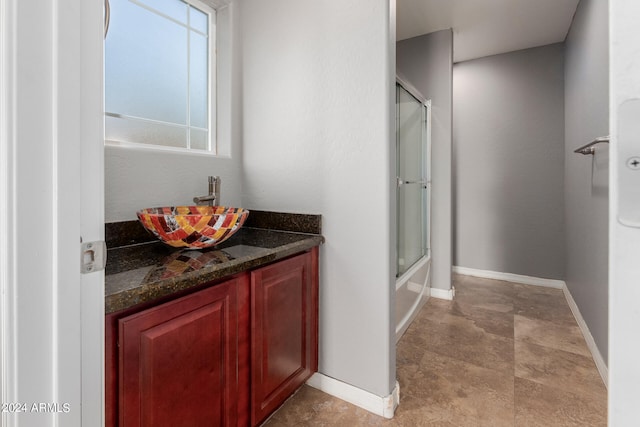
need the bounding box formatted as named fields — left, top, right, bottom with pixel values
left=250, top=249, right=319, bottom=426
left=118, top=276, right=246, bottom=427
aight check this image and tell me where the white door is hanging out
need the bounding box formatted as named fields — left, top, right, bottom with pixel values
left=1, top=0, right=104, bottom=426
left=609, top=0, right=640, bottom=424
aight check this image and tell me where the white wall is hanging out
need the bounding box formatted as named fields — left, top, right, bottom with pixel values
left=105, top=5, right=244, bottom=222
left=564, top=0, right=609, bottom=364
left=105, top=147, right=243, bottom=221
left=454, top=44, right=566, bottom=280
left=1, top=3, right=56, bottom=424
left=239, top=0, right=396, bottom=397
left=396, top=30, right=453, bottom=291
left=610, top=0, right=640, bottom=422
left=2, top=0, right=104, bottom=425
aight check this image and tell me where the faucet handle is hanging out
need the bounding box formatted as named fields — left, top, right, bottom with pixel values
left=207, top=176, right=221, bottom=206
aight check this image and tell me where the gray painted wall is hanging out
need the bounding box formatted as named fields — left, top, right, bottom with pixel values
left=453, top=44, right=566, bottom=279
left=564, top=0, right=609, bottom=363
left=397, top=29, right=453, bottom=291
left=239, top=0, right=396, bottom=397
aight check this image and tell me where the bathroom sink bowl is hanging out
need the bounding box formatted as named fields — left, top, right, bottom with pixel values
left=137, top=206, right=250, bottom=249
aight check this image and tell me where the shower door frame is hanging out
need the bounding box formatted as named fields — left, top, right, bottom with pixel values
left=395, top=76, right=432, bottom=279
left=395, top=76, right=432, bottom=341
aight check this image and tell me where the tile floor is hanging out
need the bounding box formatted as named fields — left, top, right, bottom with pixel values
left=263, top=274, right=607, bottom=426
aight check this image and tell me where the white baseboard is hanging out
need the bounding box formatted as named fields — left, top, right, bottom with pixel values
left=452, top=266, right=565, bottom=289
left=562, top=286, right=609, bottom=388
left=306, top=373, right=400, bottom=419
left=429, top=287, right=455, bottom=300
left=453, top=267, right=608, bottom=387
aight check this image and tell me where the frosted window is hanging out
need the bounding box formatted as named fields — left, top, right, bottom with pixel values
left=190, top=129, right=208, bottom=151
left=136, top=0, right=187, bottom=23
left=190, top=7, right=208, bottom=33
left=105, top=0, right=214, bottom=152
left=106, top=115, right=188, bottom=148
left=190, top=33, right=208, bottom=129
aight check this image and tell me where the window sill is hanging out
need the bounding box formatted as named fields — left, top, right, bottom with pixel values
left=105, top=139, right=225, bottom=158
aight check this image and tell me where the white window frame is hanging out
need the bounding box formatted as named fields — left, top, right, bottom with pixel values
left=104, top=0, right=218, bottom=155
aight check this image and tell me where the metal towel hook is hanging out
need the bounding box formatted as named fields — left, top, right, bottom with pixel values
left=574, top=136, right=610, bottom=156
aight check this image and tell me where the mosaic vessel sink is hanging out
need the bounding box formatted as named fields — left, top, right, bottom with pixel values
left=137, top=206, right=250, bottom=250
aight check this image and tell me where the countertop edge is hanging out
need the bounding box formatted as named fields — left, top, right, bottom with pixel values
left=105, top=234, right=323, bottom=314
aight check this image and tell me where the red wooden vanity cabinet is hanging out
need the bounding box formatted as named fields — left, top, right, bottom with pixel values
left=250, top=251, right=318, bottom=426
left=119, top=276, right=244, bottom=426
left=106, top=248, right=318, bottom=427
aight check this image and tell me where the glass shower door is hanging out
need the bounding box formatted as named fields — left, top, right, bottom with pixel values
left=396, top=83, right=430, bottom=277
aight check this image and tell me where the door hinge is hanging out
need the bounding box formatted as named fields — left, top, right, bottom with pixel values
left=81, top=241, right=107, bottom=274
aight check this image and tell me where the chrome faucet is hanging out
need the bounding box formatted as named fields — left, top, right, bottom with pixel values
left=193, top=176, right=221, bottom=206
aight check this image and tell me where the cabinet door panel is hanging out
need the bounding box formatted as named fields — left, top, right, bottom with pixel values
left=262, top=270, right=304, bottom=394
left=119, top=278, right=240, bottom=427
left=139, top=304, right=224, bottom=425
left=251, top=253, right=313, bottom=426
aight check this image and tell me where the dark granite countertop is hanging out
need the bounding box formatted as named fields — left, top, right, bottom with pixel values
left=105, top=211, right=323, bottom=314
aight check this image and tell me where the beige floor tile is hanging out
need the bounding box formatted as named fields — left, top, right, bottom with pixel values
left=391, top=395, right=464, bottom=426
left=515, top=341, right=606, bottom=400
left=514, top=377, right=606, bottom=426
left=452, top=275, right=515, bottom=314
left=262, top=385, right=385, bottom=427
left=409, top=308, right=515, bottom=373
left=264, top=275, right=606, bottom=426
left=418, top=297, right=514, bottom=340
left=514, top=315, right=591, bottom=357
left=397, top=350, right=514, bottom=427
left=512, top=285, right=576, bottom=325
left=396, top=320, right=430, bottom=365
